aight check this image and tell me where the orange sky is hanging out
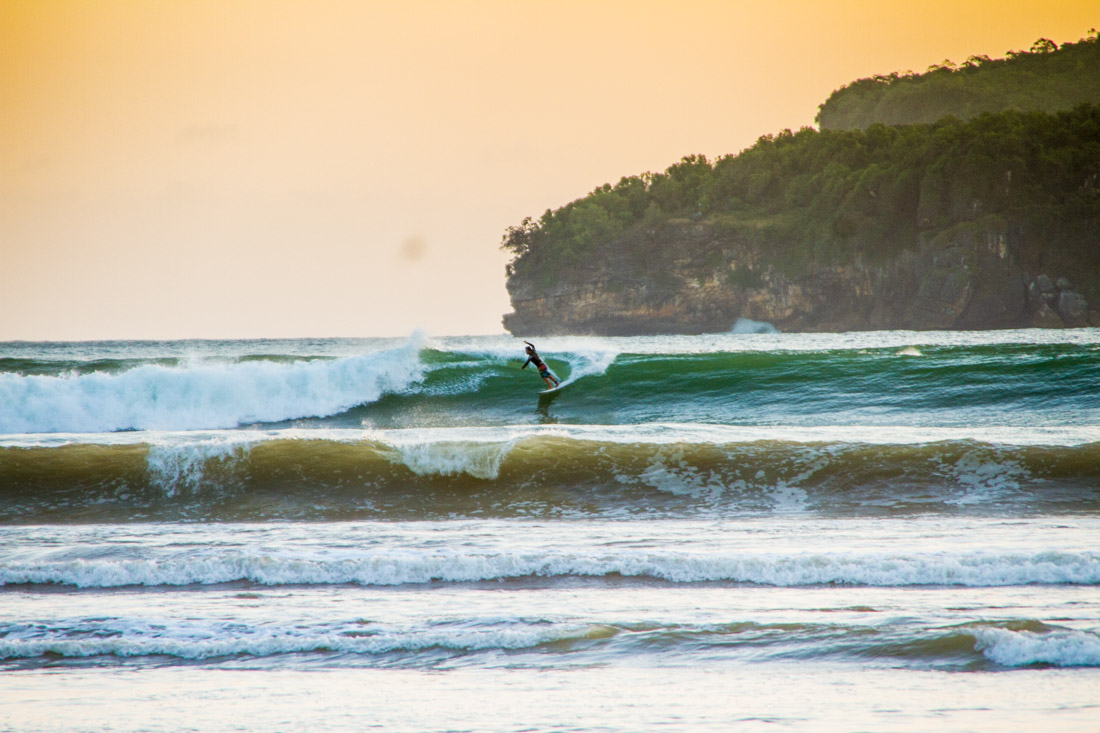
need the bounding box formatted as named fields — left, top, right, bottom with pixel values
left=2, top=0, right=1096, bottom=339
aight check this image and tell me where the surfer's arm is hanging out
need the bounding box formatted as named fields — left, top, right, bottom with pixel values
left=521, top=358, right=532, bottom=370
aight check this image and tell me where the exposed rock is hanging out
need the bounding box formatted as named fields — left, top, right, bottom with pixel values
left=1057, top=290, right=1089, bottom=326
left=1056, top=277, right=1072, bottom=291
left=944, top=225, right=1027, bottom=328
left=1031, top=302, right=1065, bottom=328
left=908, top=263, right=972, bottom=329
left=1031, top=274, right=1059, bottom=307
left=1035, top=274, right=1056, bottom=294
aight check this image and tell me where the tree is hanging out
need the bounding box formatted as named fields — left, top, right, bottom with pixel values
left=1030, top=38, right=1058, bottom=54
left=500, top=216, right=537, bottom=256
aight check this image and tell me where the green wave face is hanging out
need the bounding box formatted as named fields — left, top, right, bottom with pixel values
left=350, top=342, right=1100, bottom=430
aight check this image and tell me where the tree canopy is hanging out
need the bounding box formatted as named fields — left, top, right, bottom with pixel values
left=816, top=31, right=1100, bottom=130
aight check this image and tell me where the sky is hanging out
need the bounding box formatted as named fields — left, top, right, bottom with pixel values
left=2, top=0, right=1096, bottom=340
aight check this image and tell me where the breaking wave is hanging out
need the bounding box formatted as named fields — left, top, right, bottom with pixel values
left=3, top=546, right=1096, bottom=588
left=2, top=616, right=1096, bottom=669
left=0, top=336, right=428, bottom=433
left=2, top=432, right=1098, bottom=521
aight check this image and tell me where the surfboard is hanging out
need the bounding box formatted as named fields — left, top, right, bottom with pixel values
left=539, top=379, right=570, bottom=396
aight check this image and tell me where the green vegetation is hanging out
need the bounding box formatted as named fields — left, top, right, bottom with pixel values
left=504, top=104, right=1100, bottom=286
left=817, top=31, right=1100, bottom=130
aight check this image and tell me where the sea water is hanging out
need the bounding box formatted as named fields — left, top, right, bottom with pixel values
left=1, top=330, right=1098, bottom=731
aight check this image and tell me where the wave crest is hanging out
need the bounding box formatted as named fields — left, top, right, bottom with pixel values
left=975, top=627, right=1100, bottom=667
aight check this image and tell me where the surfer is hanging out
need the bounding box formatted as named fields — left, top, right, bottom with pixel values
left=522, top=341, right=560, bottom=389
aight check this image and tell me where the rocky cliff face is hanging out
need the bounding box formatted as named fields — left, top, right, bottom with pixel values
left=503, top=219, right=1098, bottom=335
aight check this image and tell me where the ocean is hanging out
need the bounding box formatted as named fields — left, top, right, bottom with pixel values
left=1, top=330, right=1098, bottom=732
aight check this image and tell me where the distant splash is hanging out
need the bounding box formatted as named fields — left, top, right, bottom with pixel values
left=729, top=318, right=780, bottom=334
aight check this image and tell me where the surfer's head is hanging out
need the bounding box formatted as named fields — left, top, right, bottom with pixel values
left=525, top=345, right=534, bottom=355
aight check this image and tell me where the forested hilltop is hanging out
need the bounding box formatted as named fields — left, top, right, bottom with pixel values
left=502, top=34, right=1100, bottom=336
left=818, top=31, right=1100, bottom=130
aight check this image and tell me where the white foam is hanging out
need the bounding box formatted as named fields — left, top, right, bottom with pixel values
left=633, top=447, right=727, bottom=500
left=145, top=438, right=253, bottom=496
left=0, top=336, right=426, bottom=433
left=770, top=481, right=810, bottom=512
left=975, top=627, right=1100, bottom=667
left=7, top=422, right=1095, bottom=450
left=3, top=549, right=1096, bottom=588
left=946, top=450, right=1025, bottom=506
left=381, top=439, right=518, bottom=480
left=0, top=621, right=591, bottom=660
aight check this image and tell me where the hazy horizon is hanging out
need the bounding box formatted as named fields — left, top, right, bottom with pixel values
left=3, top=0, right=1096, bottom=340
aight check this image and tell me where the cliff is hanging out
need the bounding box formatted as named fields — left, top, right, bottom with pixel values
left=503, top=103, right=1100, bottom=336
left=504, top=217, right=1096, bottom=335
